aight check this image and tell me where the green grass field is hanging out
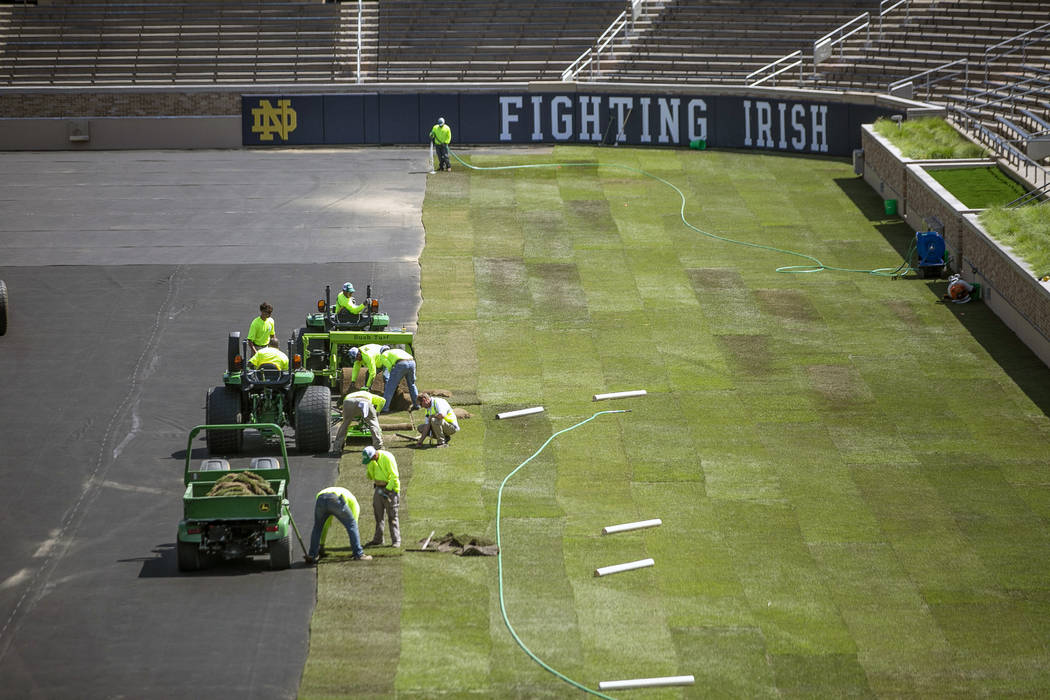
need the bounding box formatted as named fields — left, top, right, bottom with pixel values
left=300, top=145, right=1050, bottom=698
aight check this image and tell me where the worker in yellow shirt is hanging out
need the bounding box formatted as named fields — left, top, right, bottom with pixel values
left=304, top=486, right=372, bottom=565
left=247, top=302, right=276, bottom=355
left=334, top=389, right=386, bottom=452
left=362, top=446, right=400, bottom=547
left=336, top=282, right=365, bottom=319
left=247, top=340, right=289, bottom=370
left=416, top=392, right=459, bottom=447
left=378, top=345, right=419, bottom=413
left=429, top=117, right=452, bottom=172
left=347, top=343, right=384, bottom=390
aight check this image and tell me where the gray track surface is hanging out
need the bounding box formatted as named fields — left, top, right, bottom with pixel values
left=0, top=149, right=428, bottom=698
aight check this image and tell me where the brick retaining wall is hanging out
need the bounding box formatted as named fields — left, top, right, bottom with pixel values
left=860, top=123, right=1050, bottom=366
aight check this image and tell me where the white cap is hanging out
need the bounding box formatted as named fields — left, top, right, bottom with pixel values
left=438, top=117, right=445, bottom=125
left=362, top=446, right=377, bottom=463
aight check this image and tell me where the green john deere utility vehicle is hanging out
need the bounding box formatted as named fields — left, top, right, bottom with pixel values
left=177, top=423, right=294, bottom=572
left=205, top=334, right=330, bottom=454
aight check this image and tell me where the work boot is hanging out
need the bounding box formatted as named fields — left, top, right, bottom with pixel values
left=391, top=541, right=401, bottom=548
left=354, top=554, right=373, bottom=561
left=304, top=555, right=318, bottom=566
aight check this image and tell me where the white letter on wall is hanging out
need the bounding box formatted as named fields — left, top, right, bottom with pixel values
left=500, top=96, right=522, bottom=141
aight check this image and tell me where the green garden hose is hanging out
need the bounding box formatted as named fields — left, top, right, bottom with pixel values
left=449, top=149, right=920, bottom=278
left=495, top=409, right=628, bottom=700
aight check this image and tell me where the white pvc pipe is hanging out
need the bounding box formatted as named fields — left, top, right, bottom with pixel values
left=601, top=518, right=662, bottom=535
left=599, top=675, right=695, bottom=690
left=593, top=389, right=647, bottom=401
left=594, top=558, right=654, bottom=577
left=496, top=406, right=544, bottom=420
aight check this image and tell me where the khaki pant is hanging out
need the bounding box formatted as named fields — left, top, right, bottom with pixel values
left=370, top=486, right=400, bottom=546
left=335, top=397, right=383, bottom=450
left=419, top=416, right=459, bottom=444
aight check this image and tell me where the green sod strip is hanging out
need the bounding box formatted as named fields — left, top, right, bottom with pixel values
left=301, top=146, right=1050, bottom=698
left=495, top=410, right=630, bottom=699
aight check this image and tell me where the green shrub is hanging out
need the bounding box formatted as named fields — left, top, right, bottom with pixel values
left=873, top=116, right=986, bottom=159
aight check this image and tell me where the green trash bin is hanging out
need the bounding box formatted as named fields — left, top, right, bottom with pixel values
left=884, top=199, right=898, bottom=216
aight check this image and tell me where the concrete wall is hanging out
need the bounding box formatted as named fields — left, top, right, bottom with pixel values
left=1, top=115, right=241, bottom=150
left=0, top=83, right=934, bottom=151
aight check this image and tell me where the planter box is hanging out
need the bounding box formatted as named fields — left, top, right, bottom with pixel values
left=860, top=123, right=1050, bottom=367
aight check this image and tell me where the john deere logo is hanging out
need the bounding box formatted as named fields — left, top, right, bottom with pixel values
left=259, top=502, right=271, bottom=513
left=251, top=99, right=297, bottom=141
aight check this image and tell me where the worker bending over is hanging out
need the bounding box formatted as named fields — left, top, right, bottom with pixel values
left=334, top=389, right=386, bottom=452
left=304, top=486, right=372, bottom=565
left=248, top=339, right=289, bottom=370
left=347, top=343, right=384, bottom=389
left=378, top=346, right=419, bottom=413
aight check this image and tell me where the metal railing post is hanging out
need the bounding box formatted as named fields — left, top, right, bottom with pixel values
left=356, top=0, right=362, bottom=83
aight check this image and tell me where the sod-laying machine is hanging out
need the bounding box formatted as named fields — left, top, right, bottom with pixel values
left=292, top=286, right=415, bottom=441
left=177, top=423, right=297, bottom=572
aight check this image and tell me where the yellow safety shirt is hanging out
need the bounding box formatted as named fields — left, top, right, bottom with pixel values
left=249, top=346, right=289, bottom=370
left=336, top=291, right=365, bottom=315
left=350, top=343, right=384, bottom=387
left=429, top=123, right=451, bottom=145
left=247, top=315, right=275, bottom=347
left=366, top=450, right=400, bottom=493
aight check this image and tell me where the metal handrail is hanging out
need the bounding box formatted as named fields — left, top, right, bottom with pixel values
left=1007, top=181, right=1050, bottom=208
left=562, top=0, right=644, bottom=82
left=746, top=50, right=802, bottom=86
left=949, top=104, right=1049, bottom=185
left=877, top=0, right=909, bottom=36
left=562, top=9, right=627, bottom=81
left=983, top=21, right=1049, bottom=84
left=887, top=57, right=968, bottom=97
left=813, top=12, right=870, bottom=73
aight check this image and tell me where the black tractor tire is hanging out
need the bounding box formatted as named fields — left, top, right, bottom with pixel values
left=269, top=533, right=292, bottom=570
left=227, top=332, right=241, bottom=372
left=0, top=279, right=7, bottom=336
left=205, top=386, right=243, bottom=454
left=177, top=539, right=203, bottom=572
left=295, top=385, right=331, bottom=453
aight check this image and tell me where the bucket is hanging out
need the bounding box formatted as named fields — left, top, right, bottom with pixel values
left=689, top=139, right=706, bottom=150
left=884, top=199, right=898, bottom=216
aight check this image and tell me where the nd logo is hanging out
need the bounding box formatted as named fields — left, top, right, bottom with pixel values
left=251, top=99, right=297, bottom=141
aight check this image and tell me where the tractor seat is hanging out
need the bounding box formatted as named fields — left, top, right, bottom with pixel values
left=250, top=457, right=281, bottom=471
left=196, top=458, right=230, bottom=472
left=335, top=308, right=364, bottom=328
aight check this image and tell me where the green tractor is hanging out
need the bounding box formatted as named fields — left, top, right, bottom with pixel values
left=205, top=333, right=331, bottom=454
left=292, top=285, right=416, bottom=442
